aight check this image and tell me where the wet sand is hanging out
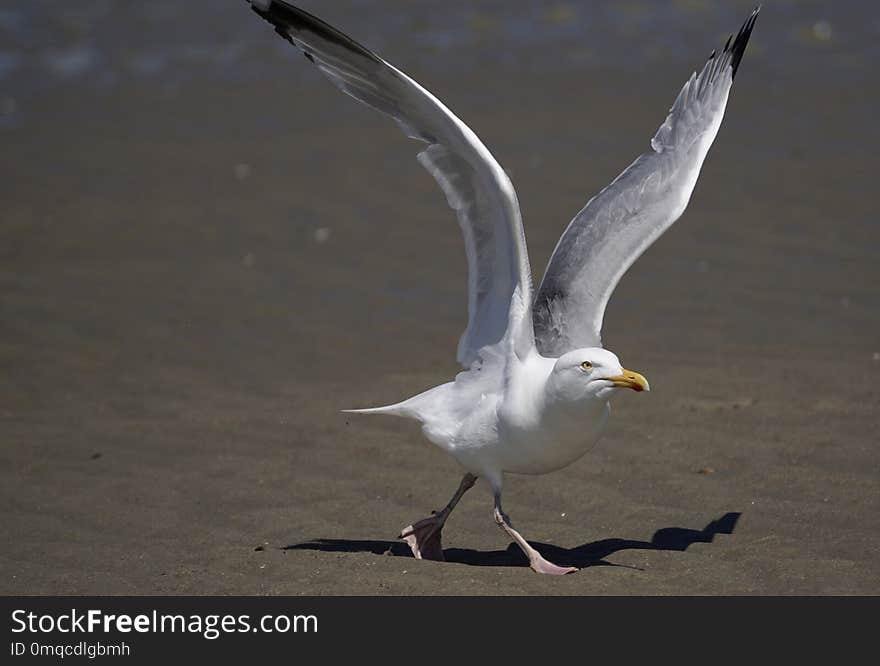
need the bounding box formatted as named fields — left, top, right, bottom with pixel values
left=1, top=1, right=878, bottom=594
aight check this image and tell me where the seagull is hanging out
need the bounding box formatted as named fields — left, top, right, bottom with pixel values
left=248, top=1, right=759, bottom=574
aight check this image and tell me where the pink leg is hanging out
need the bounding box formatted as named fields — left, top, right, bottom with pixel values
left=400, top=473, right=477, bottom=561
left=493, top=495, right=578, bottom=575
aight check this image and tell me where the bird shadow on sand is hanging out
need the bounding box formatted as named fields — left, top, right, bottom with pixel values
left=284, top=511, right=741, bottom=570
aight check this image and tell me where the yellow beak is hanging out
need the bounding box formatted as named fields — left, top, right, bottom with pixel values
left=607, top=368, right=650, bottom=392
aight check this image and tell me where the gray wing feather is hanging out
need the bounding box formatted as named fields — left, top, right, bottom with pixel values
left=533, top=8, right=758, bottom=356
left=249, top=1, right=533, bottom=368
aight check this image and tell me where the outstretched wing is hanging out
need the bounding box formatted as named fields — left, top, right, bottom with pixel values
left=533, top=8, right=759, bottom=356
left=248, top=1, right=533, bottom=368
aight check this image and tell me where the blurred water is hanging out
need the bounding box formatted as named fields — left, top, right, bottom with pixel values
left=1, top=0, right=878, bottom=103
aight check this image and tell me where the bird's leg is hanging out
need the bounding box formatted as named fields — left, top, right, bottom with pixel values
left=493, top=493, right=578, bottom=575
left=400, top=473, right=477, bottom=561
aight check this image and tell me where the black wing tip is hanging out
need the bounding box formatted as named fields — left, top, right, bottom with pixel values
left=728, top=6, right=760, bottom=80
left=247, top=0, right=382, bottom=64
left=249, top=1, right=290, bottom=42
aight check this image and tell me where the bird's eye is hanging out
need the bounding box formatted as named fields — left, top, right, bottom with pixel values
left=581, top=361, right=593, bottom=371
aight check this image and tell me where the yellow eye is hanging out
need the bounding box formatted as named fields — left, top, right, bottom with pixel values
left=581, top=361, right=593, bottom=371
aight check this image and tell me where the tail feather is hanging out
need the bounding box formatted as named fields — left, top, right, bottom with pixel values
left=341, top=401, right=413, bottom=418
left=343, top=381, right=450, bottom=421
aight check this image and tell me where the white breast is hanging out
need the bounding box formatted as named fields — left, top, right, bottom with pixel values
left=494, top=398, right=611, bottom=475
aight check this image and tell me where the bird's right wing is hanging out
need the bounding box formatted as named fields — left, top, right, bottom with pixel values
left=248, top=1, right=534, bottom=369
left=533, top=8, right=758, bottom=356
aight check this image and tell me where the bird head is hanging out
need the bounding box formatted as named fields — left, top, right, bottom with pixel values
left=548, top=348, right=649, bottom=403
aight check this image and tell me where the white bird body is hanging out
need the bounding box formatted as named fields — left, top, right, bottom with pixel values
left=379, top=348, right=612, bottom=479
left=248, top=0, right=758, bottom=574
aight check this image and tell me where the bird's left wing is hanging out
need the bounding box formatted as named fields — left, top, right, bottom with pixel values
left=248, top=1, right=534, bottom=368
left=533, top=8, right=758, bottom=356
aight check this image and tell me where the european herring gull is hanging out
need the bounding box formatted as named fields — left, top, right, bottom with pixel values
left=248, top=1, right=759, bottom=574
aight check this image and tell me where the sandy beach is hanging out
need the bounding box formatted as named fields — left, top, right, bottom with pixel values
left=1, top=1, right=878, bottom=595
